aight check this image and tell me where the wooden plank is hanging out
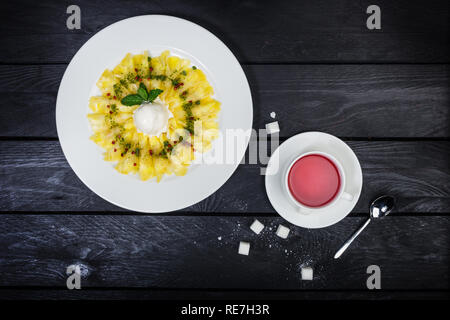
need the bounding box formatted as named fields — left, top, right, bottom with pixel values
left=249, top=64, right=450, bottom=138
left=0, top=64, right=448, bottom=138
left=0, top=215, right=447, bottom=290
left=0, top=0, right=448, bottom=63
left=0, top=140, right=449, bottom=213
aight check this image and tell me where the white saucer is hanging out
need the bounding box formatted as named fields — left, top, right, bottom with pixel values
left=265, top=132, right=363, bottom=229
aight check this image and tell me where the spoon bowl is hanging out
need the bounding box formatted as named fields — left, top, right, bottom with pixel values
left=370, top=195, right=396, bottom=219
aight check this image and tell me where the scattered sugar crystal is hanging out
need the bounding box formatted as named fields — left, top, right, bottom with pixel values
left=238, top=241, right=250, bottom=255
left=270, top=112, right=276, bottom=119
left=250, top=219, right=264, bottom=234
left=276, top=225, right=290, bottom=239
left=301, top=267, right=313, bottom=280
left=218, top=236, right=222, bottom=241
left=265, top=121, right=280, bottom=135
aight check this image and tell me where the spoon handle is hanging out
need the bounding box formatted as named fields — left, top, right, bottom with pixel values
left=334, top=218, right=371, bottom=259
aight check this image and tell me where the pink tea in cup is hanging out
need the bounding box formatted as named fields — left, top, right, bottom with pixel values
left=287, top=154, right=341, bottom=207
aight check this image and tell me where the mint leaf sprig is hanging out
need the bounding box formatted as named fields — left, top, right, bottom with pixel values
left=137, top=83, right=148, bottom=100
left=147, top=88, right=164, bottom=102
left=121, top=83, right=163, bottom=106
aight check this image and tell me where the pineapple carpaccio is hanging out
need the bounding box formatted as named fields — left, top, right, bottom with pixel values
left=87, top=51, right=220, bottom=182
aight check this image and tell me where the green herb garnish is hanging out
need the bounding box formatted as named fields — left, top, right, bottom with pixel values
left=126, top=72, right=137, bottom=84
left=120, top=79, right=128, bottom=88
left=137, top=83, right=148, bottom=100
left=113, top=83, right=123, bottom=98
left=121, top=94, right=145, bottom=106
left=147, top=89, right=163, bottom=102
left=159, top=140, right=174, bottom=157
left=121, top=85, right=163, bottom=106
left=152, top=74, right=167, bottom=81
left=171, top=78, right=181, bottom=86
left=180, top=90, right=188, bottom=100
left=183, top=101, right=195, bottom=134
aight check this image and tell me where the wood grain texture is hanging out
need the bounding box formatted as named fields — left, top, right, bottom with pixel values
left=0, top=140, right=449, bottom=213
left=0, top=0, right=448, bottom=63
left=0, top=215, right=447, bottom=290
left=0, top=0, right=449, bottom=299
left=0, top=64, right=448, bottom=138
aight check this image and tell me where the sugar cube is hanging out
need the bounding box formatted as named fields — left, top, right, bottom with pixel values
left=265, top=121, right=280, bottom=135
left=276, top=224, right=290, bottom=239
left=301, top=267, right=313, bottom=280
left=238, top=241, right=250, bottom=255
left=250, top=219, right=264, bottom=234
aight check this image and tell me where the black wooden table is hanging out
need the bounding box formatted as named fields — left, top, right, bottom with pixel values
left=0, top=0, right=448, bottom=300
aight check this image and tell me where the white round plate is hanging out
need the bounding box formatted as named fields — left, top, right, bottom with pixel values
left=265, top=132, right=363, bottom=228
left=56, top=15, right=253, bottom=212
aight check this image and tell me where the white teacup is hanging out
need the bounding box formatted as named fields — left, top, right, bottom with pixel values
left=284, top=151, right=353, bottom=213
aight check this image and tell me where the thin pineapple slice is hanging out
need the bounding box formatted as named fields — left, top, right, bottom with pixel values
left=169, top=161, right=189, bottom=176
left=90, top=132, right=114, bottom=149
left=137, top=130, right=154, bottom=181
left=132, top=51, right=149, bottom=75
left=166, top=56, right=190, bottom=79
left=104, top=147, right=122, bottom=162
left=87, top=113, right=108, bottom=132
left=97, top=69, right=115, bottom=96
left=148, top=136, right=163, bottom=154
left=139, top=154, right=155, bottom=181
left=112, top=53, right=134, bottom=77
left=192, top=98, right=221, bottom=119
left=115, top=152, right=139, bottom=174
left=170, top=142, right=194, bottom=165
left=153, top=157, right=170, bottom=182
left=181, top=69, right=214, bottom=100
left=89, top=96, right=113, bottom=113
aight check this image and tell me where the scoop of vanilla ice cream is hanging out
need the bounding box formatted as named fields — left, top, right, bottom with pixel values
left=133, top=100, right=171, bottom=137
